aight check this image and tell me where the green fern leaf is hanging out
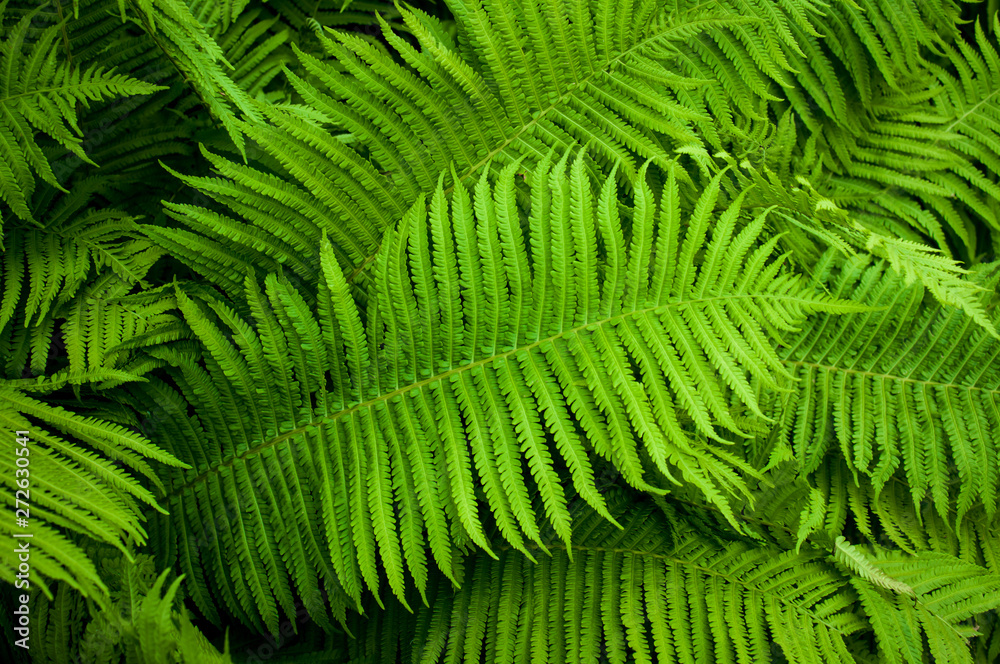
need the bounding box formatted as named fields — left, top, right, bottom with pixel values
left=0, top=1, right=163, bottom=229
left=144, top=151, right=862, bottom=632
left=779, top=253, right=1000, bottom=523
left=0, top=383, right=186, bottom=602
left=152, top=0, right=839, bottom=292
left=337, top=493, right=869, bottom=664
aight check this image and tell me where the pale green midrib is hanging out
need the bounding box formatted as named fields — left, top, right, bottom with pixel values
left=942, top=87, right=1000, bottom=135
left=496, top=541, right=854, bottom=637
left=0, top=81, right=140, bottom=105
left=1, top=88, right=83, bottom=104
left=166, top=291, right=804, bottom=499
left=782, top=360, right=1000, bottom=395
left=344, top=15, right=726, bottom=284
left=926, top=85, right=1000, bottom=154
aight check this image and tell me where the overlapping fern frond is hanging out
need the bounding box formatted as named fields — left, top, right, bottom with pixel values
left=777, top=251, right=1000, bottom=524
left=0, top=380, right=185, bottom=601
left=120, top=0, right=270, bottom=155
left=333, top=492, right=1000, bottom=664
left=0, top=0, right=162, bottom=230
left=848, top=544, right=1000, bottom=664
left=152, top=0, right=986, bottom=297
left=138, top=151, right=863, bottom=634
left=341, top=496, right=868, bottom=663
left=1, top=207, right=161, bottom=332
left=682, top=455, right=1000, bottom=579
left=268, top=0, right=401, bottom=34
left=0, top=159, right=177, bottom=382
left=5, top=0, right=1000, bottom=661
left=150, top=0, right=843, bottom=292
left=781, top=13, right=1000, bottom=261
left=715, top=153, right=998, bottom=336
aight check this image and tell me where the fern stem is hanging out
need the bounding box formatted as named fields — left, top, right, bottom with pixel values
left=54, top=0, right=73, bottom=65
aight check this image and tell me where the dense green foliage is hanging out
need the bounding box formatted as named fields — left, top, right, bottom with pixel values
left=2, top=0, right=1000, bottom=662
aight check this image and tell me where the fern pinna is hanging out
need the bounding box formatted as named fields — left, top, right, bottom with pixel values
left=3, top=1, right=1000, bottom=663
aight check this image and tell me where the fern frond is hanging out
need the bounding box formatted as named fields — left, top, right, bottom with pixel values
left=721, top=156, right=997, bottom=336
left=652, top=454, right=1000, bottom=591
left=144, top=152, right=862, bottom=633
left=778, top=252, right=1000, bottom=523
left=835, top=536, right=915, bottom=595
left=213, top=5, right=292, bottom=100
left=0, top=175, right=170, bottom=381
left=30, top=553, right=232, bottom=663
left=334, top=493, right=1000, bottom=664
left=851, top=546, right=1000, bottom=664
left=268, top=0, right=401, bottom=30
left=119, top=0, right=269, bottom=156
left=0, top=1, right=163, bottom=228
left=155, top=0, right=841, bottom=289
left=778, top=13, right=1000, bottom=260
left=4, top=2, right=1000, bottom=662
left=335, top=494, right=866, bottom=664
left=0, top=384, right=185, bottom=601
left=337, top=490, right=1000, bottom=664
left=0, top=209, right=161, bottom=330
